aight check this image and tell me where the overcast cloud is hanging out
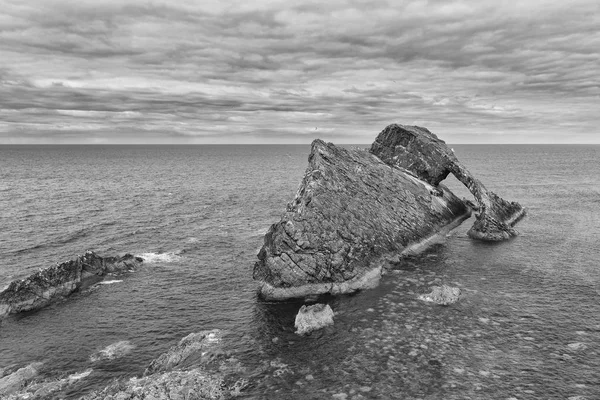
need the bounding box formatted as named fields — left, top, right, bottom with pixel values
left=1, top=0, right=599, bottom=143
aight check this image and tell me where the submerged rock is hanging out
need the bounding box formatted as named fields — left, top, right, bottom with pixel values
left=0, top=251, right=143, bottom=319
left=90, top=340, right=135, bottom=362
left=253, top=135, right=470, bottom=300
left=295, top=303, right=335, bottom=335
left=370, top=124, right=526, bottom=241
left=418, top=285, right=461, bottom=305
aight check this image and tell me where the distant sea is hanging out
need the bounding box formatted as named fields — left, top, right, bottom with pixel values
left=1, top=144, right=599, bottom=399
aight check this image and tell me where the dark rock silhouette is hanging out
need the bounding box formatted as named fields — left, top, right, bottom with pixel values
left=371, top=124, right=525, bottom=240
left=0, top=251, right=142, bottom=319
left=253, top=137, right=471, bottom=300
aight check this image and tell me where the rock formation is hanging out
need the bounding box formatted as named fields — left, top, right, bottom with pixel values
left=0, top=251, right=143, bottom=319
left=370, top=124, right=526, bottom=241
left=0, top=362, right=43, bottom=397
left=82, top=329, right=249, bottom=400
left=146, top=330, right=223, bottom=374
left=295, top=303, right=335, bottom=335
left=418, top=285, right=461, bottom=305
left=253, top=137, right=471, bottom=300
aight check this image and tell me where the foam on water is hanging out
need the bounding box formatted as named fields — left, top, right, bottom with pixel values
left=97, top=280, right=123, bottom=285
left=68, top=369, right=93, bottom=381
left=137, top=252, right=183, bottom=264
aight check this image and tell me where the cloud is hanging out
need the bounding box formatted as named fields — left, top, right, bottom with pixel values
left=0, top=0, right=599, bottom=143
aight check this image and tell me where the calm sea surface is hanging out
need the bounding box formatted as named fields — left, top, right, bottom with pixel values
left=0, top=144, right=599, bottom=399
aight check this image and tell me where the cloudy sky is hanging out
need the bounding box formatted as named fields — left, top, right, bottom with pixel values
left=1, top=0, right=599, bottom=144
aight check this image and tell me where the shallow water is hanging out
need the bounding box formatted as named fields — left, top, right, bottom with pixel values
left=1, top=144, right=599, bottom=399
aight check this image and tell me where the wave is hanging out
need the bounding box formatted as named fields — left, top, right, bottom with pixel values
left=68, top=369, right=93, bottom=381
left=137, top=252, right=182, bottom=264
left=97, top=280, right=123, bottom=285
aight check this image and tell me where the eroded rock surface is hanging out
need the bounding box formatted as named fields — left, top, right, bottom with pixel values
left=146, top=330, right=223, bottom=374
left=0, top=251, right=143, bottom=319
left=0, top=362, right=44, bottom=397
left=295, top=303, right=335, bottom=335
left=253, top=139, right=470, bottom=300
left=83, top=329, right=249, bottom=400
left=371, top=124, right=526, bottom=241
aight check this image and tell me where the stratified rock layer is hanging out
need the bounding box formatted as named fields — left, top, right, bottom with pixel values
left=0, top=251, right=142, bottom=319
left=371, top=124, right=526, bottom=241
left=253, top=139, right=470, bottom=300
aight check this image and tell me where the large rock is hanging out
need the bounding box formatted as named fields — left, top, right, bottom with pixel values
left=295, top=303, right=335, bottom=335
left=253, top=138, right=470, bottom=300
left=0, top=251, right=143, bottom=319
left=371, top=124, right=526, bottom=240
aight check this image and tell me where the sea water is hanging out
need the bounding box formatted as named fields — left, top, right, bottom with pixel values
left=0, top=144, right=599, bottom=399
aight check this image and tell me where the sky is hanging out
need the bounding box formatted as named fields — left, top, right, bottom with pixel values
left=0, top=0, right=599, bottom=144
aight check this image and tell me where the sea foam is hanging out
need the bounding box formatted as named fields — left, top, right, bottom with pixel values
left=137, top=252, right=182, bottom=264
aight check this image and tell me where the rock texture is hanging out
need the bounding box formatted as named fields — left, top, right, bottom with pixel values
left=418, top=285, right=461, bottom=305
left=0, top=362, right=43, bottom=397
left=146, top=330, right=223, bottom=374
left=295, top=303, right=335, bottom=335
left=253, top=138, right=470, bottom=300
left=0, top=251, right=143, bottom=319
left=371, top=124, right=526, bottom=241
left=82, top=329, right=249, bottom=400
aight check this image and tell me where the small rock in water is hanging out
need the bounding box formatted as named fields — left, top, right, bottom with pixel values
left=418, top=285, right=461, bottom=305
left=295, top=303, right=334, bottom=335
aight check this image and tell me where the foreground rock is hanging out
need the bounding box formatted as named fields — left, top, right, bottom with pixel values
left=3, top=368, right=93, bottom=400
left=295, top=303, right=335, bottom=335
left=0, top=251, right=143, bottom=319
left=371, top=124, right=526, bottom=240
left=0, top=362, right=43, bottom=397
left=146, top=330, right=223, bottom=374
left=418, top=285, right=461, bottom=305
left=253, top=137, right=470, bottom=300
left=83, top=329, right=248, bottom=400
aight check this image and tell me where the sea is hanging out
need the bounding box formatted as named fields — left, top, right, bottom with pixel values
left=0, top=144, right=599, bottom=400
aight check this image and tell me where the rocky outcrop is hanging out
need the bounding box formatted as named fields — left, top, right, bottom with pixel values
left=253, top=138, right=471, bottom=300
left=2, top=368, right=92, bottom=400
left=0, top=362, right=43, bottom=397
left=295, top=303, right=335, bottom=335
left=0, top=251, right=143, bottom=319
left=418, top=285, right=461, bottom=305
left=83, top=330, right=249, bottom=400
left=371, top=124, right=526, bottom=241
left=146, top=330, right=223, bottom=374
